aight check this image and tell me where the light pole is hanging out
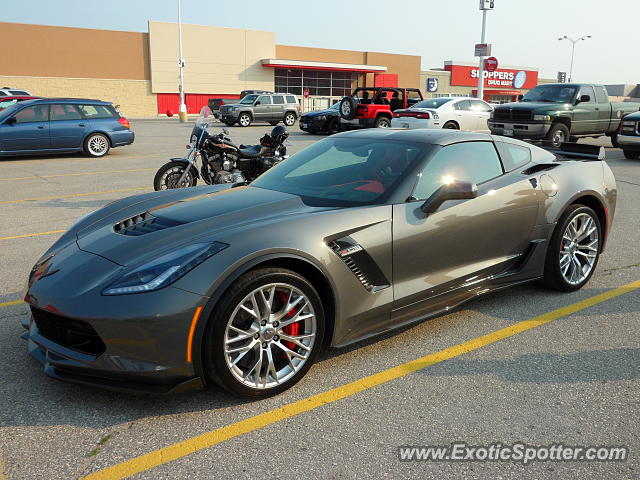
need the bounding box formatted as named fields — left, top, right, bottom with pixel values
left=476, top=1, right=494, bottom=101
left=177, top=0, right=187, bottom=122
left=558, top=35, right=591, bottom=83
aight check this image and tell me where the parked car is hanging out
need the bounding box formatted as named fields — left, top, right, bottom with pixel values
left=240, top=90, right=274, bottom=98
left=23, top=129, right=616, bottom=397
left=299, top=102, right=341, bottom=134
left=0, top=87, right=32, bottom=96
left=616, top=111, right=640, bottom=159
left=339, top=87, right=423, bottom=129
left=488, top=83, right=640, bottom=147
left=391, top=97, right=493, bottom=132
left=0, top=98, right=134, bottom=158
left=219, top=93, right=300, bottom=127
left=207, top=98, right=240, bottom=119
left=0, top=95, right=40, bottom=111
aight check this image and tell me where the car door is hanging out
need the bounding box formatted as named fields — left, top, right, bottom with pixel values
left=572, top=86, right=598, bottom=133
left=271, top=95, right=286, bottom=121
left=0, top=104, right=50, bottom=152
left=452, top=100, right=475, bottom=130
left=49, top=103, right=88, bottom=149
left=593, top=85, right=613, bottom=132
left=254, top=95, right=272, bottom=120
left=469, top=100, right=493, bottom=132
left=391, top=140, right=539, bottom=313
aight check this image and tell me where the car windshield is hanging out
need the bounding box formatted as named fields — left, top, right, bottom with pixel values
left=252, top=136, right=429, bottom=206
left=411, top=98, right=454, bottom=109
left=239, top=94, right=259, bottom=104
left=329, top=102, right=340, bottom=111
left=521, top=85, right=577, bottom=103
left=0, top=99, right=18, bottom=110
left=0, top=102, right=25, bottom=118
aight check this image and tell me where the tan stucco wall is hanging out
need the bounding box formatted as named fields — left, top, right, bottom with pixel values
left=0, top=22, right=149, bottom=80
left=149, top=21, right=275, bottom=94
left=0, top=76, right=156, bottom=117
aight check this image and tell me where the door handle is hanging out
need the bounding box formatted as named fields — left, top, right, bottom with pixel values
left=37, top=125, right=45, bottom=129
left=78, top=123, right=86, bottom=127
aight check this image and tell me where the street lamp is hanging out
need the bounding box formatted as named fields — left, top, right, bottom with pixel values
left=558, top=35, right=591, bottom=83
left=177, top=0, right=187, bottom=122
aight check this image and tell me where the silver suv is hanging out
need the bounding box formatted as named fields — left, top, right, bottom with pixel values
left=219, top=93, right=300, bottom=127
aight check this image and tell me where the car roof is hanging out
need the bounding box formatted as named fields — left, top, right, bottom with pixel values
left=334, top=128, right=492, bottom=146
left=18, top=98, right=111, bottom=105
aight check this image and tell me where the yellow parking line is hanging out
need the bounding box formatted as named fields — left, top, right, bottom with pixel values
left=0, top=230, right=66, bottom=241
left=82, top=279, right=640, bottom=480
left=0, top=187, right=149, bottom=205
left=0, top=168, right=156, bottom=182
left=0, top=300, right=23, bottom=308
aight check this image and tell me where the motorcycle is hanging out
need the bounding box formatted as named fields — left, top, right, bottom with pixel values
left=153, top=106, right=289, bottom=190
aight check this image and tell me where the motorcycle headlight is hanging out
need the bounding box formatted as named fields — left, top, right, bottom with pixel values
left=533, top=114, right=551, bottom=121
left=102, top=242, right=228, bottom=295
left=190, top=135, right=198, bottom=143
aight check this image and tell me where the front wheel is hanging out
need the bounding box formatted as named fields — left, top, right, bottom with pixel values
left=84, top=133, right=110, bottom=157
left=269, top=121, right=279, bottom=126
left=153, top=161, right=198, bottom=190
left=546, top=123, right=570, bottom=148
left=283, top=112, right=296, bottom=127
left=203, top=268, right=325, bottom=398
left=238, top=113, right=252, bottom=127
left=623, top=149, right=640, bottom=160
left=327, top=118, right=341, bottom=134
left=541, top=205, right=601, bottom=291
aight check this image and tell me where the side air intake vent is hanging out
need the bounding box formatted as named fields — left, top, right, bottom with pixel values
left=327, top=237, right=389, bottom=292
left=113, top=212, right=184, bottom=236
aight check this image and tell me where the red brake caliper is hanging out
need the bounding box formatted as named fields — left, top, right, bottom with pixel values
left=278, top=292, right=300, bottom=351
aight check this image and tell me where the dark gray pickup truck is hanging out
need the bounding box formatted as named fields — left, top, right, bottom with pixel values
left=488, top=83, right=640, bottom=147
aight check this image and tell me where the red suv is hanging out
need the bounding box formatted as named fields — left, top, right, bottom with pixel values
left=339, top=87, right=423, bottom=129
left=0, top=96, right=40, bottom=111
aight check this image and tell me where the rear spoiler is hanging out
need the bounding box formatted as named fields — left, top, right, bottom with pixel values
left=534, top=141, right=606, bottom=161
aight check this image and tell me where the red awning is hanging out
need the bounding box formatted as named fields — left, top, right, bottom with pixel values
left=262, top=59, right=387, bottom=73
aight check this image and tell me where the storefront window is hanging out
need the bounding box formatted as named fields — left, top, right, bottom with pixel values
left=275, top=68, right=356, bottom=97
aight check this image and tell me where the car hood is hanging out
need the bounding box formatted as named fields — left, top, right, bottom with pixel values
left=303, top=109, right=337, bottom=118
left=75, top=185, right=327, bottom=266
left=496, top=102, right=571, bottom=111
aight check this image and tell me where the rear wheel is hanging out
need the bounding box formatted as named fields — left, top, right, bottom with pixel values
left=84, top=133, right=110, bottom=157
left=546, top=123, right=570, bottom=148
left=623, top=149, right=640, bottom=159
left=541, top=205, right=601, bottom=292
left=443, top=121, right=459, bottom=130
left=153, top=161, right=198, bottom=190
left=203, top=268, right=324, bottom=398
left=238, top=113, right=252, bottom=127
left=374, top=116, right=391, bottom=128
left=283, top=112, right=296, bottom=127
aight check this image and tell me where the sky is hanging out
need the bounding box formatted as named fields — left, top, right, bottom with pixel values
left=5, top=0, right=639, bottom=85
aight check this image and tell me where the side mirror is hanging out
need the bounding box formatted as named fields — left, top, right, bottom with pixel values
left=420, top=181, right=478, bottom=215
left=254, top=101, right=261, bottom=106
left=577, top=94, right=590, bottom=104
left=517, top=94, right=524, bottom=102
left=222, top=128, right=230, bottom=135
left=5, top=116, right=16, bottom=125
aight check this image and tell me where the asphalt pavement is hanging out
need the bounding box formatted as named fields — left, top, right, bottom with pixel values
left=0, top=119, right=638, bottom=480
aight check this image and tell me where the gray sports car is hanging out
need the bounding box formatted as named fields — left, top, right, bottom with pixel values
left=23, top=129, right=617, bottom=398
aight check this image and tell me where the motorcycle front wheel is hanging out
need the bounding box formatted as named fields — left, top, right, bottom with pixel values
left=153, top=161, right=198, bottom=190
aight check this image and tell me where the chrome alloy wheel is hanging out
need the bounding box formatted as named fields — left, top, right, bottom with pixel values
left=87, top=135, right=108, bottom=156
left=552, top=129, right=566, bottom=147
left=559, top=212, right=599, bottom=285
left=223, top=283, right=317, bottom=389
left=160, top=166, right=193, bottom=189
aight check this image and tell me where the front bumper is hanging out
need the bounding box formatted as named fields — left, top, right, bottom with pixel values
left=220, top=111, right=240, bottom=123
left=617, top=133, right=640, bottom=150
left=299, top=116, right=330, bottom=132
left=488, top=121, right=550, bottom=138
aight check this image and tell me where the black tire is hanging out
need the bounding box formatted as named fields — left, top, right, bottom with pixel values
left=238, top=113, right=252, bottom=127
left=623, top=149, right=640, bottom=159
left=609, top=135, right=620, bottom=149
left=283, top=112, right=296, bottom=127
left=223, top=120, right=235, bottom=127
left=339, top=97, right=357, bottom=120
left=83, top=133, right=110, bottom=157
left=541, top=205, right=602, bottom=292
left=374, top=116, right=391, bottom=128
left=269, top=120, right=279, bottom=126
left=327, top=117, right=341, bottom=134
left=203, top=268, right=325, bottom=398
left=546, top=123, right=570, bottom=148
left=153, top=161, right=198, bottom=190
left=443, top=121, right=459, bottom=130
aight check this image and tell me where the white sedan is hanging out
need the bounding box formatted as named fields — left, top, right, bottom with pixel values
left=390, top=97, right=493, bottom=132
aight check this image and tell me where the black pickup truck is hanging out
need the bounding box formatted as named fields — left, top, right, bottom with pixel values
left=488, top=83, right=640, bottom=147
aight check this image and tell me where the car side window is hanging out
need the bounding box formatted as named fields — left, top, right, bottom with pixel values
left=257, top=96, right=272, bottom=105
left=412, top=142, right=504, bottom=200
left=577, top=86, right=595, bottom=103
left=286, top=95, right=297, bottom=104
left=50, top=104, right=83, bottom=121
left=594, top=86, right=608, bottom=104
left=495, top=142, right=531, bottom=172
left=454, top=100, right=472, bottom=111
left=272, top=95, right=285, bottom=104
left=14, top=105, right=49, bottom=123
left=470, top=100, right=492, bottom=112
left=78, top=104, right=116, bottom=118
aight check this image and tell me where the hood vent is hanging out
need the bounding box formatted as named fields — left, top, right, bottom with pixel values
left=327, top=237, right=389, bottom=292
left=113, top=212, right=184, bottom=236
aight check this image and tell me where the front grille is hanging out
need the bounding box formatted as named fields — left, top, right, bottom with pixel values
left=113, top=212, right=183, bottom=236
left=31, top=307, right=106, bottom=355
left=493, top=109, right=532, bottom=122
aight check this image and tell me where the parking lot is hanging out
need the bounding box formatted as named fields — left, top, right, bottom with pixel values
left=0, top=119, right=638, bottom=480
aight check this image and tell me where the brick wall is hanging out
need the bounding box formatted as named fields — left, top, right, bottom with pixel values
left=0, top=76, right=157, bottom=117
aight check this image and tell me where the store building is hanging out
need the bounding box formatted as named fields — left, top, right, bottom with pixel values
left=422, top=61, right=555, bottom=103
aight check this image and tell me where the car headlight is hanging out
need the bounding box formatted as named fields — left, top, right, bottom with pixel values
left=102, top=242, right=228, bottom=295
left=489, top=112, right=494, bottom=120
left=533, top=114, right=551, bottom=121
left=230, top=106, right=238, bottom=111
left=317, top=115, right=327, bottom=121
